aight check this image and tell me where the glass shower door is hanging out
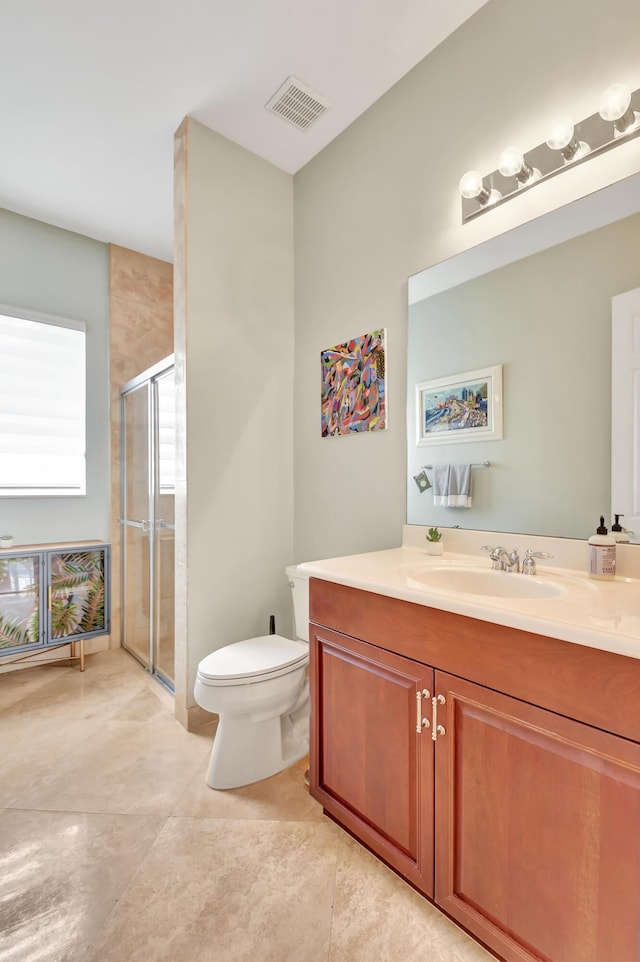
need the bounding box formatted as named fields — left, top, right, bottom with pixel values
left=153, top=368, right=175, bottom=684
left=121, top=356, right=175, bottom=689
left=122, top=380, right=153, bottom=670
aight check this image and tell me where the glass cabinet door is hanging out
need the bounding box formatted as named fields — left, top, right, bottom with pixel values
left=0, top=553, right=43, bottom=653
left=47, top=548, right=109, bottom=643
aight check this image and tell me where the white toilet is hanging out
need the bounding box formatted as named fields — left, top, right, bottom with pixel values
left=194, top=564, right=310, bottom=790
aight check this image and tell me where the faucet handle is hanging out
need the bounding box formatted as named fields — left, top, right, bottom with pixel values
left=522, top=550, right=553, bottom=575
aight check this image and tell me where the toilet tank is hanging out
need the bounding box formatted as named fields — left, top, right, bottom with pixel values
left=285, top=564, right=310, bottom=642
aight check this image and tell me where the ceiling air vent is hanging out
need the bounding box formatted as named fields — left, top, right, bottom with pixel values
left=265, top=76, right=331, bottom=131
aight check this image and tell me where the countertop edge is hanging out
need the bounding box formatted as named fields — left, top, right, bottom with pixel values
left=299, top=547, right=640, bottom=662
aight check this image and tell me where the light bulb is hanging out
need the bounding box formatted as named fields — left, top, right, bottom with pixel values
left=458, top=170, right=501, bottom=207
left=546, top=116, right=591, bottom=163
left=498, top=146, right=540, bottom=186
left=546, top=117, right=574, bottom=151
left=498, top=146, right=524, bottom=178
left=599, top=83, right=631, bottom=121
left=598, top=83, right=639, bottom=135
left=459, top=170, right=484, bottom=199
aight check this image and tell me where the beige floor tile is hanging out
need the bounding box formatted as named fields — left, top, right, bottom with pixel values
left=172, top=754, right=324, bottom=822
left=0, top=709, right=102, bottom=808
left=106, top=682, right=171, bottom=722
left=1, top=649, right=498, bottom=962
left=8, top=715, right=212, bottom=816
left=0, top=651, right=173, bottom=809
left=86, top=816, right=338, bottom=962
left=328, top=832, right=495, bottom=962
left=0, top=649, right=152, bottom=726
left=0, top=809, right=164, bottom=962
left=0, top=662, right=72, bottom=712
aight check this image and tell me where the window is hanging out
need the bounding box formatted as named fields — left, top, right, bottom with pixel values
left=0, top=309, right=86, bottom=497
left=157, top=370, right=175, bottom=494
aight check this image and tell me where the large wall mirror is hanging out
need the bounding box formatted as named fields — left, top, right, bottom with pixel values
left=407, top=173, right=640, bottom=542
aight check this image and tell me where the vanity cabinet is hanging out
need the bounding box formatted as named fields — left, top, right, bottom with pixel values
left=309, top=577, right=640, bottom=962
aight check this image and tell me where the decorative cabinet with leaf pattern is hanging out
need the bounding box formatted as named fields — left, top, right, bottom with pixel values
left=0, top=542, right=110, bottom=666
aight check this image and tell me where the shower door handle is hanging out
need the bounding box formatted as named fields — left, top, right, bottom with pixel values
left=120, top=519, right=153, bottom=533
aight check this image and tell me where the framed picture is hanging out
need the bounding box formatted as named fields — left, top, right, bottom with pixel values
left=416, top=365, right=503, bottom=445
left=321, top=329, right=386, bottom=437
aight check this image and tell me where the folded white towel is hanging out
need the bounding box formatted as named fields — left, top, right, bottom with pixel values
left=429, top=464, right=472, bottom=507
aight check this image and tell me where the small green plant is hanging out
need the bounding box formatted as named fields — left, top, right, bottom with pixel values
left=426, top=526, right=442, bottom=543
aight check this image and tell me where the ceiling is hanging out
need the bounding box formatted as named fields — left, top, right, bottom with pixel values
left=1, top=0, right=488, bottom=263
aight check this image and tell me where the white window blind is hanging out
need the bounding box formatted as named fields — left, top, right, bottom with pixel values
left=0, top=310, right=86, bottom=497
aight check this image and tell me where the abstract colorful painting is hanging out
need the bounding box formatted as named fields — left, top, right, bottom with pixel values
left=321, top=329, right=386, bottom=437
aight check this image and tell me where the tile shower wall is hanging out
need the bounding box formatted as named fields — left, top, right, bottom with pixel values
left=108, top=245, right=173, bottom=647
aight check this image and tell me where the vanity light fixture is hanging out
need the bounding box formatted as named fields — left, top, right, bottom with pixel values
left=460, top=82, right=640, bottom=222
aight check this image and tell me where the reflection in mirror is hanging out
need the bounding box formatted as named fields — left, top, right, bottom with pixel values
left=407, top=175, right=640, bottom=542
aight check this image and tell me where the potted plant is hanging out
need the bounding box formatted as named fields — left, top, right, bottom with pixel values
left=0, top=535, right=14, bottom=550
left=425, top=526, right=443, bottom=556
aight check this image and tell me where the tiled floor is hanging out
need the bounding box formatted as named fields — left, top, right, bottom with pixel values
left=0, top=649, right=494, bottom=962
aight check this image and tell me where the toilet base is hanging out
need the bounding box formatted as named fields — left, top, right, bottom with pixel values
left=206, top=703, right=310, bottom=790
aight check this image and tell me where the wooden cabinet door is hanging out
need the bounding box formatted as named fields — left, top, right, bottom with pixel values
left=310, top=626, right=434, bottom=897
left=434, top=671, right=640, bottom=962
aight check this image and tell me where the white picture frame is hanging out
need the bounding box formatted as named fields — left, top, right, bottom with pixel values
left=417, top=364, right=503, bottom=445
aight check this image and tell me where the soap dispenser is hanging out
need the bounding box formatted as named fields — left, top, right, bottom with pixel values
left=611, top=514, right=630, bottom=543
left=588, top=516, right=616, bottom=579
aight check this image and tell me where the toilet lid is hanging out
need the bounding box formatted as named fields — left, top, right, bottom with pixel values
left=197, top=635, right=308, bottom=682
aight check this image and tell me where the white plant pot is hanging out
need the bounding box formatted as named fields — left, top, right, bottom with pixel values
left=0, top=536, right=14, bottom=549
left=425, top=541, right=443, bottom=556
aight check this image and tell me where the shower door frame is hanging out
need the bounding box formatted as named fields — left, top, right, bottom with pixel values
left=120, top=354, right=175, bottom=690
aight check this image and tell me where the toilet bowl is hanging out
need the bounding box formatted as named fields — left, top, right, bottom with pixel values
left=194, top=564, right=310, bottom=790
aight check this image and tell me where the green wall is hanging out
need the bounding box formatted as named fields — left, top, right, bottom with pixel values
left=293, top=0, right=640, bottom=562
left=0, top=209, right=110, bottom=544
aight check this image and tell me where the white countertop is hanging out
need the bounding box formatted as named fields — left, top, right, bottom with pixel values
left=299, top=544, right=640, bottom=661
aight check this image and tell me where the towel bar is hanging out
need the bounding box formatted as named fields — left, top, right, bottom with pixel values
left=422, top=460, right=491, bottom=469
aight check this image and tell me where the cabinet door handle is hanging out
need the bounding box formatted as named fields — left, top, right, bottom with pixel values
left=432, top=693, right=446, bottom=741
left=416, top=688, right=431, bottom=733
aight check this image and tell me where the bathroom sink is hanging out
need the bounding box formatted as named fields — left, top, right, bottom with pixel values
left=406, top=565, right=564, bottom=600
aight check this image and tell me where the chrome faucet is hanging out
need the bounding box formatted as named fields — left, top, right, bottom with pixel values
left=481, top=545, right=506, bottom=570
left=481, top=545, right=519, bottom=572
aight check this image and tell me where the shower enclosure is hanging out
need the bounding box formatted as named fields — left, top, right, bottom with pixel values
left=120, top=355, right=175, bottom=689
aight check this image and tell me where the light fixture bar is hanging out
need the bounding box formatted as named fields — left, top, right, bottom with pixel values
left=461, top=85, right=640, bottom=222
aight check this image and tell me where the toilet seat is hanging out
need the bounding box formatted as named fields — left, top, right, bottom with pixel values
left=197, top=635, right=308, bottom=687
